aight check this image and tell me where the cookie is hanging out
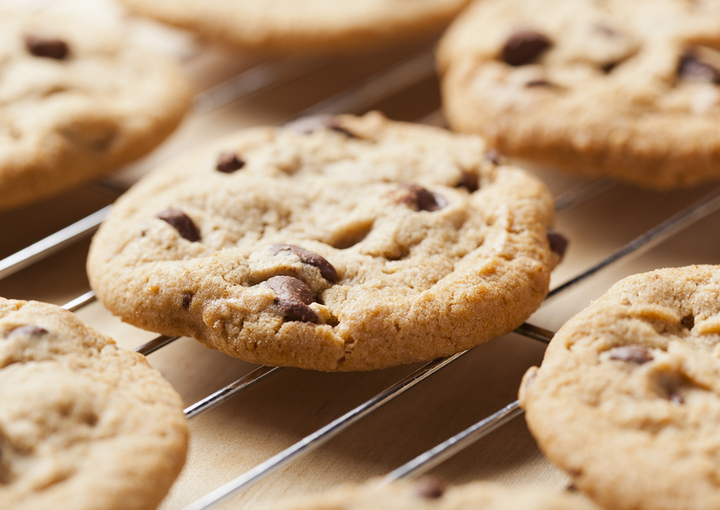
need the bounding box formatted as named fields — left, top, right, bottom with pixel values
left=87, top=112, right=558, bottom=372
left=0, top=297, right=188, bottom=510
left=0, top=10, right=192, bottom=210
left=118, top=0, right=471, bottom=55
left=520, top=265, right=720, bottom=510
left=438, top=0, right=720, bottom=189
left=259, top=478, right=600, bottom=510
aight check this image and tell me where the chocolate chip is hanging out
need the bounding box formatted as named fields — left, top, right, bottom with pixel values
left=501, top=30, right=552, bottom=66
left=264, top=275, right=319, bottom=323
left=414, top=477, right=446, bottom=499
left=608, top=346, right=653, bottom=364
left=547, top=231, right=569, bottom=261
left=681, top=314, right=695, bottom=330
left=215, top=152, right=245, bottom=173
left=25, top=35, right=69, bottom=60
left=182, top=292, right=193, bottom=310
left=678, top=52, right=720, bottom=84
left=455, top=171, right=479, bottom=192
left=393, top=184, right=446, bottom=212
left=270, top=244, right=338, bottom=283
left=5, top=325, right=48, bottom=339
left=282, top=115, right=358, bottom=138
left=157, top=208, right=201, bottom=242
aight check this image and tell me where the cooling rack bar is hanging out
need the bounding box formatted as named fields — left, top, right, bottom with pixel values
left=513, top=323, right=554, bottom=344
left=62, top=290, right=96, bottom=312
left=135, top=335, right=180, bottom=356
left=383, top=400, right=524, bottom=483
left=184, top=365, right=282, bottom=419
left=548, top=186, right=720, bottom=299
left=181, top=351, right=469, bottom=510
left=554, top=179, right=615, bottom=213
left=295, top=49, right=435, bottom=118
left=0, top=206, right=110, bottom=282
left=193, top=55, right=327, bottom=114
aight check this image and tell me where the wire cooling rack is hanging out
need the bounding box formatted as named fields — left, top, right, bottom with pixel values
left=3, top=2, right=720, bottom=508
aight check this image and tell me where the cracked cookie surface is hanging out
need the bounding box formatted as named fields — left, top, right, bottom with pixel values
left=88, top=112, right=557, bottom=371
left=520, top=265, right=720, bottom=510
left=119, top=0, right=471, bottom=55
left=0, top=11, right=192, bottom=210
left=0, top=298, right=187, bottom=510
left=438, top=0, right=720, bottom=189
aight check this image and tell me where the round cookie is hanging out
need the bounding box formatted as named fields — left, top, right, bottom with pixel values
left=520, top=265, right=720, bottom=510
left=87, top=112, right=558, bottom=372
left=259, top=478, right=600, bottom=510
left=0, top=11, right=192, bottom=210
left=0, top=298, right=188, bottom=510
left=438, top=0, right=720, bottom=189
left=118, top=0, right=471, bottom=55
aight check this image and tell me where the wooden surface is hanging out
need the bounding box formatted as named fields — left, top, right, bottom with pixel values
left=3, top=1, right=720, bottom=508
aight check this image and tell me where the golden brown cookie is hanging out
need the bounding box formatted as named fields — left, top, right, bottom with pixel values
left=521, top=265, right=720, bottom=510
left=87, top=112, right=558, bottom=371
left=0, top=10, right=192, bottom=210
left=438, top=0, right=720, bottom=189
left=0, top=298, right=188, bottom=510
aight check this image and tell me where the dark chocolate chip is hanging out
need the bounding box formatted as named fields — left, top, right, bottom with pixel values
left=547, top=231, right=569, bottom=261
left=526, top=79, right=555, bottom=87
left=414, top=477, right=447, bottom=499
left=501, top=30, right=552, bottom=66
left=681, top=314, right=695, bottom=330
left=270, top=244, right=338, bottom=283
left=157, top=208, right=201, bottom=242
left=25, top=35, right=69, bottom=60
left=394, top=183, right=446, bottom=212
left=282, top=115, right=357, bottom=138
left=215, top=152, right=245, bottom=173
left=264, top=275, right=319, bottom=323
left=5, top=325, right=48, bottom=339
left=485, top=149, right=503, bottom=165
left=455, top=171, right=479, bottom=192
left=678, top=52, right=720, bottom=84
left=182, top=292, right=193, bottom=310
left=608, top=345, right=653, bottom=364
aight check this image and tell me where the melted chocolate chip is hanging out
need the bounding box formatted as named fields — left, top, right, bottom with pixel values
left=678, top=52, right=720, bottom=84
left=215, top=152, right=245, bottom=173
left=547, top=231, right=569, bottom=261
left=501, top=30, right=552, bottom=66
left=25, top=35, right=69, bottom=60
left=394, top=183, right=446, bottom=212
left=608, top=345, right=653, bottom=364
left=414, top=477, right=447, bottom=499
left=681, top=314, right=695, bottom=330
left=264, top=275, right=319, bottom=323
left=270, top=244, right=338, bottom=283
left=157, top=208, right=201, bottom=242
left=182, top=292, right=193, bottom=310
left=455, top=171, right=479, bottom=192
left=5, top=325, right=48, bottom=339
left=282, top=115, right=357, bottom=138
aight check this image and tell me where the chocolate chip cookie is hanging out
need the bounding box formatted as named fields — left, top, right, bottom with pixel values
left=438, top=0, right=720, bottom=189
left=0, top=297, right=188, bottom=510
left=87, top=112, right=559, bottom=371
left=259, top=478, right=600, bottom=510
left=118, top=0, right=471, bottom=55
left=0, top=10, right=192, bottom=210
left=520, top=265, right=720, bottom=510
